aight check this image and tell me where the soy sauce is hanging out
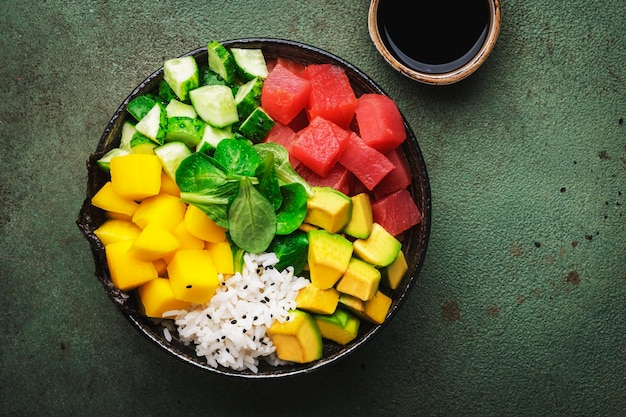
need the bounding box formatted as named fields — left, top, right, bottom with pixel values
left=377, top=0, right=490, bottom=74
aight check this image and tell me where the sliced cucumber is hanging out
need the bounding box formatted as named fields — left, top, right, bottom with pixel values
left=158, top=79, right=178, bottom=103
left=238, top=106, right=275, bottom=143
left=207, top=40, right=236, bottom=85
left=163, top=55, right=200, bottom=102
left=164, top=116, right=206, bottom=148
left=165, top=99, right=197, bottom=119
left=196, top=124, right=232, bottom=154
left=189, top=85, right=239, bottom=128
left=135, top=102, right=167, bottom=144
left=154, top=141, right=192, bottom=180
left=234, top=77, right=263, bottom=120
left=130, top=133, right=157, bottom=154
left=231, top=48, right=269, bottom=80
left=120, top=121, right=137, bottom=151
left=199, top=65, right=227, bottom=86
left=96, top=147, right=129, bottom=172
left=127, top=95, right=158, bottom=121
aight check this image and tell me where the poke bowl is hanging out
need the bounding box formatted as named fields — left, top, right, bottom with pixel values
left=77, top=38, right=431, bottom=378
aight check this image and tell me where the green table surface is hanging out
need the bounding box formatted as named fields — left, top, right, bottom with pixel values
left=1, top=1, right=624, bottom=416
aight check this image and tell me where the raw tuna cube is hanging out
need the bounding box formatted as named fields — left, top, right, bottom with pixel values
left=296, top=163, right=353, bottom=195
left=303, top=64, right=357, bottom=129
left=355, top=94, right=406, bottom=154
left=373, top=148, right=412, bottom=199
left=371, top=189, right=421, bottom=236
left=338, top=132, right=395, bottom=191
left=261, top=62, right=311, bottom=125
left=290, top=116, right=351, bottom=177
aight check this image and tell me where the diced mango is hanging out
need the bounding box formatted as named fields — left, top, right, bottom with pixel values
left=172, top=220, right=205, bottom=250
left=205, top=240, right=235, bottom=275
left=153, top=258, right=168, bottom=277
left=105, top=211, right=133, bottom=222
left=184, top=204, right=227, bottom=243
left=167, top=250, right=219, bottom=304
left=381, top=250, right=408, bottom=290
left=159, top=169, right=180, bottom=197
left=307, top=229, right=353, bottom=289
left=314, top=309, right=360, bottom=345
left=342, top=193, right=373, bottom=239
left=362, top=290, right=392, bottom=324
left=91, top=181, right=139, bottom=218
left=304, top=186, right=352, bottom=233
left=105, top=240, right=158, bottom=291
left=110, top=153, right=162, bottom=200
left=93, top=219, right=142, bottom=246
left=132, top=193, right=187, bottom=231
left=295, top=282, right=340, bottom=315
left=267, top=309, right=323, bottom=364
left=336, top=257, right=381, bottom=301
left=138, top=278, right=190, bottom=318
left=130, top=223, right=181, bottom=261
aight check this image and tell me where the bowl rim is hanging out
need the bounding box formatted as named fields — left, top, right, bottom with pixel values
left=77, top=37, right=432, bottom=378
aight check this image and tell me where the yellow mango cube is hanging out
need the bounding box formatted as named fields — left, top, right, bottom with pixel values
left=105, top=212, right=133, bottom=222
left=93, top=219, right=142, bottom=246
left=167, top=250, right=219, bottom=304
left=159, top=170, right=180, bottom=197
left=110, top=153, right=162, bottom=200
left=132, top=193, right=187, bottom=231
left=91, top=181, right=139, bottom=218
left=205, top=240, right=235, bottom=275
left=172, top=220, right=205, bottom=250
left=336, top=257, right=381, bottom=301
left=105, top=240, right=158, bottom=291
left=138, top=278, right=190, bottom=318
left=153, top=258, right=168, bottom=277
left=295, top=282, right=339, bottom=315
left=184, top=204, right=226, bottom=243
left=130, top=223, right=181, bottom=261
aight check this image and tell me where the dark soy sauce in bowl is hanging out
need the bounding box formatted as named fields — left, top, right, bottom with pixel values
left=377, top=0, right=490, bottom=74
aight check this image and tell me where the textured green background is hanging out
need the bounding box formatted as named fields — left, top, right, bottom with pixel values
left=1, top=1, right=624, bottom=416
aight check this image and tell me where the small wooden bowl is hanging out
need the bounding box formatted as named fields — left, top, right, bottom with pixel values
left=77, top=38, right=431, bottom=378
left=368, top=0, right=501, bottom=85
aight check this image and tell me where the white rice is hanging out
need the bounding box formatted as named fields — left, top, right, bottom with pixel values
left=160, top=252, right=309, bottom=373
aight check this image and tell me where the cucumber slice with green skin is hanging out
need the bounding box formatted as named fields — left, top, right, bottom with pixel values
left=127, top=95, right=158, bottom=121
left=199, top=65, right=227, bottom=86
left=207, top=40, right=236, bottom=85
left=158, top=80, right=178, bottom=103
left=165, top=99, right=197, bottom=119
left=231, top=48, right=269, bottom=80
left=96, top=147, right=129, bottom=172
left=238, top=106, right=275, bottom=143
left=135, top=102, right=167, bottom=144
left=130, top=133, right=157, bottom=154
left=235, top=77, right=264, bottom=120
left=163, top=56, right=200, bottom=102
left=120, top=121, right=137, bottom=151
left=196, top=124, right=232, bottom=154
left=154, top=141, right=193, bottom=180
left=164, top=116, right=206, bottom=148
left=189, top=85, right=239, bottom=128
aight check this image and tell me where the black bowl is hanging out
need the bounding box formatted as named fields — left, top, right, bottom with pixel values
left=77, top=38, right=431, bottom=378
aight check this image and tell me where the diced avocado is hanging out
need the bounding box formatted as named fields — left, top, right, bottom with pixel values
left=353, top=223, right=401, bottom=267
left=295, top=282, right=340, bottom=315
left=336, top=257, right=381, bottom=301
left=314, top=309, right=360, bottom=345
left=164, top=116, right=206, bottom=148
left=163, top=55, right=200, bottom=102
left=266, top=309, right=323, bottom=364
left=96, top=147, right=129, bottom=172
left=362, top=290, right=393, bottom=324
left=165, top=99, right=197, bottom=119
left=338, top=293, right=365, bottom=316
left=381, top=250, right=408, bottom=290
left=304, top=186, right=352, bottom=233
left=342, top=193, right=373, bottom=239
left=307, top=229, right=353, bottom=289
